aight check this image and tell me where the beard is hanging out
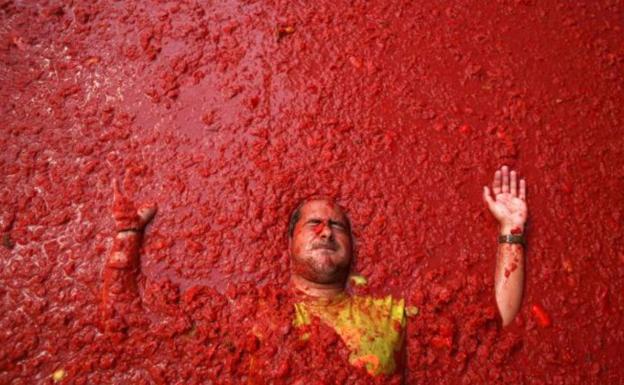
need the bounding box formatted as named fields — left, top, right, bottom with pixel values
left=292, top=248, right=350, bottom=284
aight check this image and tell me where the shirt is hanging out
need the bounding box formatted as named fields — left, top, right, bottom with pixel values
left=292, top=292, right=410, bottom=376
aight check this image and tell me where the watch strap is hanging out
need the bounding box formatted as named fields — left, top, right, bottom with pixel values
left=498, top=234, right=525, bottom=245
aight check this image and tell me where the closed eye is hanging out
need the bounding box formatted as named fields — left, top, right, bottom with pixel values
left=329, top=220, right=347, bottom=230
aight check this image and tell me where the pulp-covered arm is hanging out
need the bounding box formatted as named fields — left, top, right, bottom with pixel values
left=483, top=166, right=528, bottom=327
left=100, top=180, right=156, bottom=333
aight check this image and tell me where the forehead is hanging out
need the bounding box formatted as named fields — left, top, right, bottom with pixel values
left=299, top=200, right=347, bottom=222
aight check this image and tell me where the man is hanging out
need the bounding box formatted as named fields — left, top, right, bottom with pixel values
left=101, top=165, right=528, bottom=380
left=288, top=198, right=411, bottom=376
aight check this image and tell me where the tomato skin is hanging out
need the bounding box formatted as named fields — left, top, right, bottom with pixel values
left=531, top=304, right=552, bottom=328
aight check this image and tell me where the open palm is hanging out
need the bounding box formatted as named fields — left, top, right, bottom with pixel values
left=483, top=166, right=527, bottom=230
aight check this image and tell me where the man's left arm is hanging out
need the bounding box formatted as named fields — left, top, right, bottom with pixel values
left=483, top=165, right=528, bottom=327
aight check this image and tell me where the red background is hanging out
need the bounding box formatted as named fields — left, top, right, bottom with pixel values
left=1, top=0, right=623, bottom=384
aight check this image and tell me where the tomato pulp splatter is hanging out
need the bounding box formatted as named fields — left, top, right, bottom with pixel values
left=1, top=1, right=623, bottom=384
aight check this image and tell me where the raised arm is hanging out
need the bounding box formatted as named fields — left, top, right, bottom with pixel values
left=100, top=180, right=156, bottom=333
left=482, top=166, right=528, bottom=327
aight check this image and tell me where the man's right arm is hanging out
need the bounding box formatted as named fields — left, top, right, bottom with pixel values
left=100, top=230, right=145, bottom=332
left=100, top=180, right=155, bottom=333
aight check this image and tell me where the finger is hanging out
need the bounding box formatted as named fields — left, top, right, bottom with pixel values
left=138, top=204, right=157, bottom=226
left=493, top=170, right=502, bottom=195
left=519, top=179, right=526, bottom=201
left=510, top=170, right=517, bottom=197
left=502, top=165, right=509, bottom=193
left=483, top=186, right=495, bottom=208
left=112, top=178, right=122, bottom=204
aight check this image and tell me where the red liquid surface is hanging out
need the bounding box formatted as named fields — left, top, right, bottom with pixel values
left=1, top=1, right=623, bottom=384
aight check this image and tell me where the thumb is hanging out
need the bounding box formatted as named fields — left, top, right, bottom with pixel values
left=137, top=204, right=157, bottom=227
left=482, top=186, right=495, bottom=209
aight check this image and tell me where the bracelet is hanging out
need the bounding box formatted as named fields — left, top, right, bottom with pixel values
left=118, top=228, right=140, bottom=233
left=498, top=234, right=525, bottom=245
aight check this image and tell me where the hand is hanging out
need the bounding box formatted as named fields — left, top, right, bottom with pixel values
left=112, top=179, right=157, bottom=232
left=482, top=165, right=527, bottom=233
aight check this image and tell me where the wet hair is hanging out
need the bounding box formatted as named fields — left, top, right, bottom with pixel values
left=287, top=198, right=351, bottom=238
left=288, top=200, right=306, bottom=238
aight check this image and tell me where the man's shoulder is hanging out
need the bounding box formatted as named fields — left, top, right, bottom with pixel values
left=351, top=293, right=419, bottom=319
left=350, top=294, right=405, bottom=320
left=347, top=275, right=411, bottom=318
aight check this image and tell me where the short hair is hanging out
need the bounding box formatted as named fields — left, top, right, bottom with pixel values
left=288, top=200, right=306, bottom=238
left=287, top=198, right=351, bottom=238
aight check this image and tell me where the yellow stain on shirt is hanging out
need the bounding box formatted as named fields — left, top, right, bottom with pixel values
left=293, top=293, right=410, bottom=376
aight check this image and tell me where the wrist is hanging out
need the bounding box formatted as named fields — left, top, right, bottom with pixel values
left=115, top=229, right=142, bottom=241
left=106, top=251, right=132, bottom=268
left=109, top=231, right=141, bottom=268
left=499, top=224, right=524, bottom=235
left=118, top=228, right=140, bottom=234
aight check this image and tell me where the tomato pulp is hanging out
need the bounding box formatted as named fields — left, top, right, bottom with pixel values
left=1, top=1, right=623, bottom=384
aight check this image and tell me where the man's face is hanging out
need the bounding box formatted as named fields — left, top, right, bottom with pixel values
left=290, top=200, right=352, bottom=284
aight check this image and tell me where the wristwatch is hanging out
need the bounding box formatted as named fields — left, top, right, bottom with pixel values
left=498, top=234, right=525, bottom=245
left=118, top=228, right=140, bottom=233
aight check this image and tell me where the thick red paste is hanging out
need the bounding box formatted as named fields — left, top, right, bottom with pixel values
left=1, top=0, right=623, bottom=384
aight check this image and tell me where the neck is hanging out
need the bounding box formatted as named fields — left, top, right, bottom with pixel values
left=290, top=275, right=346, bottom=300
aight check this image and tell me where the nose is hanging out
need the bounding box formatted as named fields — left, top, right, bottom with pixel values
left=319, top=223, right=333, bottom=239
left=315, top=222, right=333, bottom=239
